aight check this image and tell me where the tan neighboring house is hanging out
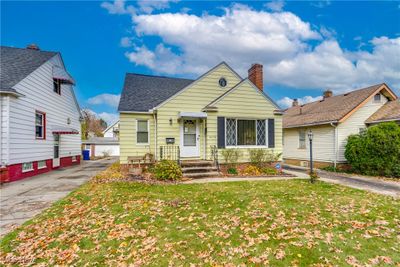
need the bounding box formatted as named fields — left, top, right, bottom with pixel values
left=283, top=83, right=399, bottom=168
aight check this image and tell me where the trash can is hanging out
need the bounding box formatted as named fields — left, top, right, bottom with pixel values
left=82, top=150, right=90, bottom=161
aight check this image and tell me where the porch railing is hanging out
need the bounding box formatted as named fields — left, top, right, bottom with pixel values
left=159, top=145, right=180, bottom=164
left=210, top=145, right=220, bottom=172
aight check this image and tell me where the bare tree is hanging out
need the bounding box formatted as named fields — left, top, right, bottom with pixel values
left=81, top=109, right=107, bottom=139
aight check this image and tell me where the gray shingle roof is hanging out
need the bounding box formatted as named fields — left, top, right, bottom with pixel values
left=118, top=73, right=194, bottom=112
left=1, top=46, right=57, bottom=92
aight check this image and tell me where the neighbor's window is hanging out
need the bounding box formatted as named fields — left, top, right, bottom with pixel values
left=38, top=160, right=47, bottom=169
left=137, top=120, right=149, bottom=144
left=35, top=111, right=45, bottom=139
left=374, top=94, right=381, bottom=102
left=299, top=130, right=306, bottom=149
left=53, top=79, right=61, bottom=94
left=359, top=128, right=366, bottom=134
left=22, top=162, right=33, bottom=172
left=226, top=119, right=266, bottom=146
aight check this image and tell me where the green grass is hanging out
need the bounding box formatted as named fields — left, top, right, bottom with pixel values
left=1, top=180, right=399, bottom=266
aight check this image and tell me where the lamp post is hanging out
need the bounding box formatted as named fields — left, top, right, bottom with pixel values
left=308, top=129, right=314, bottom=176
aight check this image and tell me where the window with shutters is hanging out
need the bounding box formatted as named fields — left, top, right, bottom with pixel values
left=136, top=120, right=149, bottom=144
left=225, top=118, right=267, bottom=147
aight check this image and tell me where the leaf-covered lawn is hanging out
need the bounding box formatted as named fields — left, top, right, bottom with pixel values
left=1, top=180, right=399, bottom=266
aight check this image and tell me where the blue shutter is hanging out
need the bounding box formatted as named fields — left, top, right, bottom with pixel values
left=217, top=117, right=225, bottom=148
left=268, top=119, right=275, bottom=148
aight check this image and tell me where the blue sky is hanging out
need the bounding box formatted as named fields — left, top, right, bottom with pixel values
left=2, top=0, right=400, bottom=125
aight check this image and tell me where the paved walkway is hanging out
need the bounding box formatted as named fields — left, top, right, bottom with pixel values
left=0, top=157, right=117, bottom=236
left=284, top=164, right=400, bottom=198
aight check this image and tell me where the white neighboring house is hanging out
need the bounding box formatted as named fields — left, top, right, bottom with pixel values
left=283, top=83, right=399, bottom=168
left=0, top=45, right=82, bottom=182
left=103, top=120, right=119, bottom=138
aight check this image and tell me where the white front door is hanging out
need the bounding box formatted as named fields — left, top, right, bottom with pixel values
left=180, top=119, right=200, bottom=158
left=53, top=134, right=60, bottom=168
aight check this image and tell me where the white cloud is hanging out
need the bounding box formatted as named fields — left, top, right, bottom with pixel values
left=105, top=2, right=400, bottom=95
left=97, top=112, right=119, bottom=125
left=87, top=93, right=121, bottom=108
left=120, top=37, right=133, bottom=47
left=264, top=0, right=285, bottom=12
left=101, top=0, right=136, bottom=15
left=137, top=0, right=178, bottom=14
left=278, top=95, right=323, bottom=108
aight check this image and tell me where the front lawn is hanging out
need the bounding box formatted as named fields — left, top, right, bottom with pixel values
left=1, top=180, right=399, bottom=266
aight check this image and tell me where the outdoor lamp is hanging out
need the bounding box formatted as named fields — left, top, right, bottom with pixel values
left=308, top=130, right=313, bottom=141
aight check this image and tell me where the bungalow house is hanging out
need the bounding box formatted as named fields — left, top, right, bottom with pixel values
left=118, top=62, right=283, bottom=176
left=0, top=45, right=82, bottom=182
left=282, top=83, right=398, bottom=168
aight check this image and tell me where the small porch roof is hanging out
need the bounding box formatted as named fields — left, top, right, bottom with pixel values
left=178, top=112, right=207, bottom=118
left=51, top=125, right=79, bottom=134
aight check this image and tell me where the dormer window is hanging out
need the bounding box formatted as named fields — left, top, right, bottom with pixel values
left=374, top=94, right=381, bottom=102
left=53, top=79, right=61, bottom=95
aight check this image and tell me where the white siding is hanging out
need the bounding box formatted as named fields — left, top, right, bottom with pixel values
left=0, top=95, right=10, bottom=165
left=103, top=122, right=119, bottom=138
left=6, top=55, right=81, bottom=165
left=283, top=125, right=335, bottom=163
left=336, top=94, right=388, bottom=162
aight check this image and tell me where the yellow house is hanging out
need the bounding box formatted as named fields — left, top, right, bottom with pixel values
left=118, top=62, right=283, bottom=170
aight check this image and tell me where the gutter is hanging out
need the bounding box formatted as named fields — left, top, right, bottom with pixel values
left=330, top=122, right=338, bottom=168
left=284, top=120, right=339, bottom=129
left=153, top=112, right=158, bottom=160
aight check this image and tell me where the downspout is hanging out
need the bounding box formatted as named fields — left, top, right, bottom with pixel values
left=330, top=122, right=338, bottom=168
left=153, top=112, right=157, bottom=160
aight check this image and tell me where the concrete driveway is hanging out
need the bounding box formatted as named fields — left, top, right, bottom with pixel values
left=0, top=157, right=118, bottom=236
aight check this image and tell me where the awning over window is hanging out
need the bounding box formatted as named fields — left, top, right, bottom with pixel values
left=178, top=112, right=207, bottom=118
left=51, top=125, right=79, bottom=135
left=52, top=66, right=75, bottom=85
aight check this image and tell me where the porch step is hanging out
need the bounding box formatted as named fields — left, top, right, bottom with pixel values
left=184, top=171, right=220, bottom=178
left=181, top=160, right=214, bottom=167
left=182, top=166, right=218, bottom=173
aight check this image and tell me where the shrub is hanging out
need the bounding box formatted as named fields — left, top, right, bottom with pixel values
left=242, top=165, right=261, bottom=176
left=309, top=171, right=319, bottom=183
left=261, top=167, right=278, bottom=175
left=248, top=149, right=267, bottom=167
left=221, top=149, right=241, bottom=168
left=227, top=167, right=238, bottom=175
left=153, top=160, right=182, bottom=181
left=345, top=122, right=400, bottom=178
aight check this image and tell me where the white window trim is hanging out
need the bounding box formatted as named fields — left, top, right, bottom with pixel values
left=136, top=119, right=150, bottom=146
left=298, top=130, right=306, bottom=149
left=35, top=112, right=45, bottom=139
left=225, top=118, right=269, bottom=148
left=22, top=162, right=34, bottom=173
left=37, top=160, right=47, bottom=169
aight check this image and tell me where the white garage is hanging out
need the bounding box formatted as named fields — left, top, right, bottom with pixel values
left=83, top=137, right=119, bottom=157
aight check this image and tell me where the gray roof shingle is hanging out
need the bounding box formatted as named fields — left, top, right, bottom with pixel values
left=1, top=46, right=57, bottom=92
left=118, top=73, right=194, bottom=112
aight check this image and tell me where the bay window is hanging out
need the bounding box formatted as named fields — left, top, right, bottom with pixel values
left=226, top=118, right=267, bottom=147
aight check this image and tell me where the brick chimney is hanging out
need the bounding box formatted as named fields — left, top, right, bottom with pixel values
left=292, top=98, right=299, bottom=107
left=248, top=63, right=263, bottom=91
left=26, top=43, right=40, bottom=50
left=323, top=89, right=333, bottom=99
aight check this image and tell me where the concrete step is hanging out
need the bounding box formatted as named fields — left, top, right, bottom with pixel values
left=182, top=166, right=218, bottom=173
left=184, top=171, right=220, bottom=178
left=180, top=160, right=214, bottom=167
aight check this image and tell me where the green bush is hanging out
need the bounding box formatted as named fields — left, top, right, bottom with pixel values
left=221, top=149, right=241, bottom=168
left=227, top=167, right=238, bottom=175
left=153, top=160, right=182, bottom=181
left=345, top=122, right=400, bottom=178
left=248, top=149, right=267, bottom=167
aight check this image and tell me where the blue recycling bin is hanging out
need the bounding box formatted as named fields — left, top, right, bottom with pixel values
left=82, top=150, right=90, bottom=161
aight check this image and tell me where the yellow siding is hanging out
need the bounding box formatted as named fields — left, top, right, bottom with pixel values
left=209, top=81, right=283, bottom=163
left=119, top=113, right=155, bottom=164
left=156, top=64, right=241, bottom=158
left=283, top=125, right=335, bottom=163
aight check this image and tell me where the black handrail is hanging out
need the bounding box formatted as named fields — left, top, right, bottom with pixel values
left=159, top=145, right=180, bottom=164
left=210, top=145, right=219, bottom=172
